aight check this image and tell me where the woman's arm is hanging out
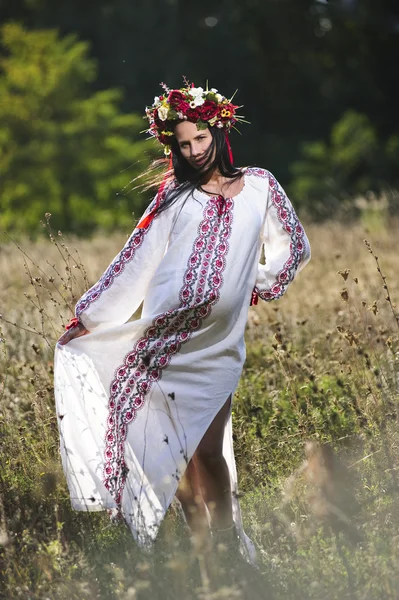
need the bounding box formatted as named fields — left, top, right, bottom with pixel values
left=252, top=171, right=310, bottom=303
left=71, top=191, right=176, bottom=333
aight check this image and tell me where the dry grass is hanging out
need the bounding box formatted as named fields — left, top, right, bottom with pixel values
left=0, top=216, right=399, bottom=599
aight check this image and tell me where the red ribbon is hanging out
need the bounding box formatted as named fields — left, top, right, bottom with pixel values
left=137, top=154, right=173, bottom=230
left=250, top=291, right=258, bottom=306
left=225, top=130, right=234, bottom=164
left=65, top=317, right=80, bottom=330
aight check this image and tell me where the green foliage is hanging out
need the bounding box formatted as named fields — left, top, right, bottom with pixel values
left=0, top=23, right=155, bottom=236
left=290, top=111, right=399, bottom=218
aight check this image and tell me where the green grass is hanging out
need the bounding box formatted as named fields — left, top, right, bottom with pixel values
left=1, top=219, right=399, bottom=599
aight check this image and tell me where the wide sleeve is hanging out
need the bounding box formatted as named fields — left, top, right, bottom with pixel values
left=252, top=172, right=310, bottom=303
left=74, top=193, right=174, bottom=332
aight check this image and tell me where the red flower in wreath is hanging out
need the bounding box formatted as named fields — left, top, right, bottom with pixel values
left=168, top=90, right=185, bottom=107
left=220, top=104, right=235, bottom=120
left=185, top=107, right=200, bottom=122
left=158, top=133, right=171, bottom=145
left=200, top=101, right=219, bottom=121
left=175, top=99, right=190, bottom=115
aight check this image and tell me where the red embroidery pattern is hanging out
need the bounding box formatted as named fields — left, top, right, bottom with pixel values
left=103, top=196, right=234, bottom=510
left=246, top=168, right=306, bottom=302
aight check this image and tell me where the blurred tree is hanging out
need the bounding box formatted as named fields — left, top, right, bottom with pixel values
left=0, top=23, right=155, bottom=235
left=290, top=110, right=398, bottom=217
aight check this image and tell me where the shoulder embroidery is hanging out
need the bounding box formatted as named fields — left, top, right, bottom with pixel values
left=244, top=166, right=269, bottom=179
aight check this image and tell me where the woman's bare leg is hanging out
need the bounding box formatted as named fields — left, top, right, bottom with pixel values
left=176, top=458, right=210, bottom=545
left=193, top=396, right=233, bottom=531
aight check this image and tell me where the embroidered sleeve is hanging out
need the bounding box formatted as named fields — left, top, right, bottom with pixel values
left=75, top=191, right=174, bottom=332
left=252, top=172, right=310, bottom=303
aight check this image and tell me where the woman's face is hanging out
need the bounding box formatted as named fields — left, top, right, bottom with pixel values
left=174, top=121, right=213, bottom=169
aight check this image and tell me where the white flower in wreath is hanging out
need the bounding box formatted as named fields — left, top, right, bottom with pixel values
left=158, top=105, right=169, bottom=121
left=190, top=86, right=204, bottom=98
left=215, top=93, right=223, bottom=102
left=153, top=96, right=161, bottom=107
left=189, top=87, right=205, bottom=106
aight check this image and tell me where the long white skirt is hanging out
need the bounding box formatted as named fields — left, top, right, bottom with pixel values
left=55, top=325, right=256, bottom=561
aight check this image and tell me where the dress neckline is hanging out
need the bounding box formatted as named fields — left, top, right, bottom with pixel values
left=196, top=168, right=248, bottom=201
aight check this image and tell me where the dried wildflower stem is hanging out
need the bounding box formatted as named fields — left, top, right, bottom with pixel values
left=0, top=315, right=44, bottom=337
left=42, top=214, right=89, bottom=308
left=0, top=331, right=9, bottom=404
left=2, top=219, right=91, bottom=353
left=339, top=276, right=397, bottom=408
left=274, top=347, right=309, bottom=433
left=364, top=239, right=399, bottom=329
left=72, top=246, right=89, bottom=289
left=22, top=255, right=47, bottom=339
left=43, top=215, right=82, bottom=273
left=348, top=449, right=382, bottom=469
left=3, top=232, right=73, bottom=312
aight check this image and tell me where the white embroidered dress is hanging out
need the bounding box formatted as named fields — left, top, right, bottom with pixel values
left=54, top=168, right=310, bottom=559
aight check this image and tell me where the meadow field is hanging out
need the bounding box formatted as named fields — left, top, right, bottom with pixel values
left=0, top=214, right=398, bottom=599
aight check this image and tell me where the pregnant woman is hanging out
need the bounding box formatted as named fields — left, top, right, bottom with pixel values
left=54, top=82, right=310, bottom=562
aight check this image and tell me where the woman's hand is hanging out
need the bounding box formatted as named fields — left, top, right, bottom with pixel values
left=57, top=321, right=90, bottom=346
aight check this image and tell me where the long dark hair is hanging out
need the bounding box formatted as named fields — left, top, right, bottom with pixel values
left=142, top=125, right=244, bottom=218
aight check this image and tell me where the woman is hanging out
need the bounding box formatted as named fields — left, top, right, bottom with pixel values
left=55, top=83, right=311, bottom=561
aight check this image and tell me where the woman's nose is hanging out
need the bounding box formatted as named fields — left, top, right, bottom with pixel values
left=191, top=143, right=201, bottom=157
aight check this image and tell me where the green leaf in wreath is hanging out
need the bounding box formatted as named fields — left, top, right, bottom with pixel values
left=196, top=120, right=208, bottom=130
left=206, top=92, right=218, bottom=103
left=167, top=108, right=178, bottom=120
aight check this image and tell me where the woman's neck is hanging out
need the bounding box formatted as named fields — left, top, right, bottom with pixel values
left=198, top=167, right=244, bottom=198
left=200, top=168, right=224, bottom=187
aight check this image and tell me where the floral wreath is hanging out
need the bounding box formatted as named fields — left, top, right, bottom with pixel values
left=144, top=80, right=245, bottom=156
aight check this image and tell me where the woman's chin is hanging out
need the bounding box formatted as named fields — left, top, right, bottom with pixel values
left=192, top=159, right=212, bottom=172
left=191, top=161, right=206, bottom=170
